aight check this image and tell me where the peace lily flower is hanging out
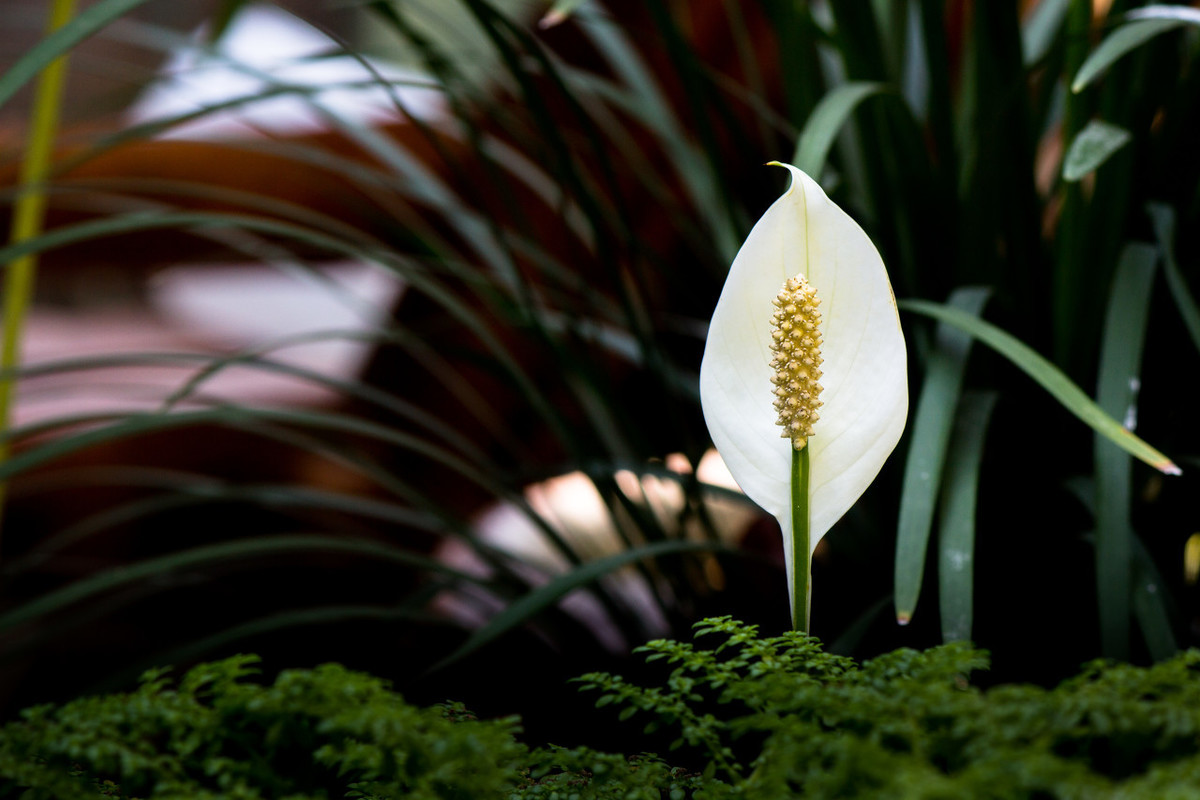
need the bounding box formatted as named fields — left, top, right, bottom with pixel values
left=699, top=163, right=908, bottom=631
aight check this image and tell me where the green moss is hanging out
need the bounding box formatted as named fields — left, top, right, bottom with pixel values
left=5, top=619, right=1200, bottom=798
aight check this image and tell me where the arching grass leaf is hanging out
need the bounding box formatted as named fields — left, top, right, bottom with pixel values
left=899, top=300, right=1178, bottom=475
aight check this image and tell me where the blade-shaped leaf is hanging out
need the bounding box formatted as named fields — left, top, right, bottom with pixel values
left=1062, top=120, right=1132, bottom=182
left=894, top=287, right=990, bottom=624
left=792, top=82, right=887, bottom=179
left=0, top=534, right=470, bottom=634
left=938, top=391, right=997, bottom=643
left=429, top=539, right=727, bottom=671
left=1072, top=17, right=1190, bottom=92
left=1094, top=242, right=1158, bottom=660
left=1148, top=204, right=1200, bottom=358
left=1132, top=538, right=1179, bottom=662
left=1022, top=0, right=1069, bottom=66
left=0, top=0, right=155, bottom=110
left=899, top=300, right=1179, bottom=475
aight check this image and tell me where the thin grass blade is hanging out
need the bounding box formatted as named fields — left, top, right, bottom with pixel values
left=1132, top=538, right=1179, bottom=662
left=429, top=539, right=727, bottom=671
left=0, top=534, right=472, bottom=634
left=8, top=485, right=442, bottom=575
left=1148, top=204, right=1200, bottom=357
left=0, top=0, right=155, bottom=109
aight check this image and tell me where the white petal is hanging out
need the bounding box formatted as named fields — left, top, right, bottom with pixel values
left=699, top=164, right=907, bottom=584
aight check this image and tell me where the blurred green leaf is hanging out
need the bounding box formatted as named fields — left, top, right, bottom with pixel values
left=894, top=287, right=990, bottom=625
left=792, top=81, right=888, bottom=179
left=1148, top=203, right=1200, bottom=358
left=1022, top=0, right=1069, bottom=66
left=1133, top=539, right=1179, bottom=662
left=0, top=0, right=154, bottom=110
left=938, top=391, right=996, bottom=643
left=1062, top=119, right=1132, bottom=181
left=1126, top=5, right=1200, bottom=25
left=538, top=0, right=587, bottom=29
left=899, top=300, right=1179, bottom=475
left=1072, top=16, right=1190, bottom=93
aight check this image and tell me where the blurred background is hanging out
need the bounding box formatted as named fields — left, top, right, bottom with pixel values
left=1, top=0, right=1199, bottom=748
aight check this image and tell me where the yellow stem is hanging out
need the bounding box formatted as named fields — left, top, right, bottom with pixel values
left=0, top=0, right=78, bottom=550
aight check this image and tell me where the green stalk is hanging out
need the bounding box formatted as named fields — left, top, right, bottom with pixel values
left=0, top=0, right=77, bottom=547
left=1053, top=0, right=1093, bottom=369
left=791, top=445, right=811, bottom=632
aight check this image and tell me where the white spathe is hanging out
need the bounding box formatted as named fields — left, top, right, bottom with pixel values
left=699, top=163, right=908, bottom=593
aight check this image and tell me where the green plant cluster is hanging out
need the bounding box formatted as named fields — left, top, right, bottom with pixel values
left=7, top=619, right=1200, bottom=798
left=0, top=652, right=700, bottom=800
left=0, top=655, right=527, bottom=800
left=580, top=618, right=1200, bottom=796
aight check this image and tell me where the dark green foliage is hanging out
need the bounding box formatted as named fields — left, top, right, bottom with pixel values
left=7, top=619, right=1200, bottom=798
left=0, top=655, right=527, bottom=800
left=580, top=617, right=1200, bottom=798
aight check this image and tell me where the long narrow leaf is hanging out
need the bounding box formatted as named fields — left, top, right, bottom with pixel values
left=792, top=82, right=888, bottom=179
left=1094, top=242, right=1158, bottom=660
left=1132, top=537, right=1179, bottom=662
left=0, top=534, right=472, bottom=633
left=937, top=391, right=997, bottom=643
left=7, top=485, right=441, bottom=576
left=0, top=0, right=154, bottom=110
left=1072, top=17, right=1190, bottom=92
left=1022, top=0, right=1069, bottom=66
left=1148, top=204, right=1200, bottom=357
left=894, top=287, right=990, bottom=624
left=899, top=299, right=1179, bottom=475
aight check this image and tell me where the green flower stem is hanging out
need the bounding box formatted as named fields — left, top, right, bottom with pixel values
left=791, top=444, right=811, bottom=631
left=0, top=0, right=77, bottom=548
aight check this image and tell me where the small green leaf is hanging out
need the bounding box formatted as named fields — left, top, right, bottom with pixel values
left=1062, top=120, right=1132, bottom=182
left=1072, top=17, right=1189, bottom=92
